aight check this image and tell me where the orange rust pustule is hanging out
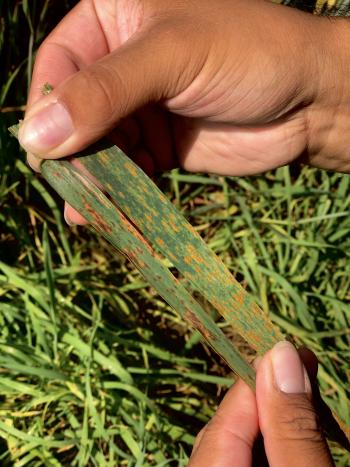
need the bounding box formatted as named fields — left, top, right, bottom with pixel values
left=125, top=249, right=146, bottom=269
left=234, top=291, right=245, bottom=307
left=52, top=169, right=62, bottom=178
left=184, top=310, right=213, bottom=341
left=82, top=200, right=112, bottom=234
left=155, top=238, right=165, bottom=248
left=120, top=215, right=157, bottom=258
left=124, top=161, right=138, bottom=177
left=186, top=244, right=204, bottom=264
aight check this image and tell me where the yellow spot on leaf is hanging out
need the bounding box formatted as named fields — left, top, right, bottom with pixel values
left=124, top=162, right=138, bottom=176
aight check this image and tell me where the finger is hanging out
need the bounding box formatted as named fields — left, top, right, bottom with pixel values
left=256, top=341, right=334, bottom=467
left=18, top=18, right=208, bottom=159
left=188, top=379, right=259, bottom=467
left=191, top=426, right=207, bottom=455
left=27, top=152, right=42, bottom=173
left=64, top=203, right=87, bottom=226
left=298, top=346, right=318, bottom=382
left=27, top=0, right=110, bottom=108
left=25, top=1, right=111, bottom=171
left=172, top=116, right=307, bottom=176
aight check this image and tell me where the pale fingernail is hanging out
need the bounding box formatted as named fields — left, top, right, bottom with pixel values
left=18, top=102, right=73, bottom=154
left=271, top=341, right=308, bottom=394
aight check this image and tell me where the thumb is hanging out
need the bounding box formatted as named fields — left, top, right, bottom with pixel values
left=18, top=21, right=204, bottom=158
left=256, top=341, right=334, bottom=467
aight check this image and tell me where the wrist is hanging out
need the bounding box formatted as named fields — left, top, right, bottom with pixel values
left=305, top=17, right=350, bottom=172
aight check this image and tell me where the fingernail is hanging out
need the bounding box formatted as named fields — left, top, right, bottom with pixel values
left=18, top=102, right=73, bottom=154
left=271, top=341, right=308, bottom=394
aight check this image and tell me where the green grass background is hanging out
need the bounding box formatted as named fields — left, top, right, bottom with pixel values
left=1, top=1, right=349, bottom=465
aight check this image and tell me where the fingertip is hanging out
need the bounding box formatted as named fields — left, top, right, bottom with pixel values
left=191, top=426, right=207, bottom=456
left=27, top=152, right=42, bottom=172
left=260, top=341, right=309, bottom=394
left=188, top=378, right=258, bottom=467
left=64, top=203, right=87, bottom=226
left=256, top=342, right=318, bottom=397
left=298, top=346, right=319, bottom=382
left=19, top=100, right=74, bottom=156
left=215, top=378, right=257, bottom=430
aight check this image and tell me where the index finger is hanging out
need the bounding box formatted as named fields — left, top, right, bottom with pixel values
left=27, top=0, right=109, bottom=109
left=188, top=379, right=259, bottom=467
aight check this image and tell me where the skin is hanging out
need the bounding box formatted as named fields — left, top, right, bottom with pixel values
left=19, top=0, right=350, bottom=224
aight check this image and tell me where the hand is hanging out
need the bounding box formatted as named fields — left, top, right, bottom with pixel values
left=189, top=341, right=334, bottom=467
left=19, top=0, right=350, bottom=225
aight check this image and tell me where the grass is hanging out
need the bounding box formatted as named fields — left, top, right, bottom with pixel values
left=0, top=1, right=350, bottom=465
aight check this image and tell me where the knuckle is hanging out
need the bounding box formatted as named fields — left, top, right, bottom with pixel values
left=274, top=396, right=324, bottom=444
left=79, top=66, right=116, bottom=116
left=280, top=414, right=323, bottom=443
left=35, top=38, right=51, bottom=58
left=35, top=40, right=62, bottom=68
left=77, top=65, right=129, bottom=123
